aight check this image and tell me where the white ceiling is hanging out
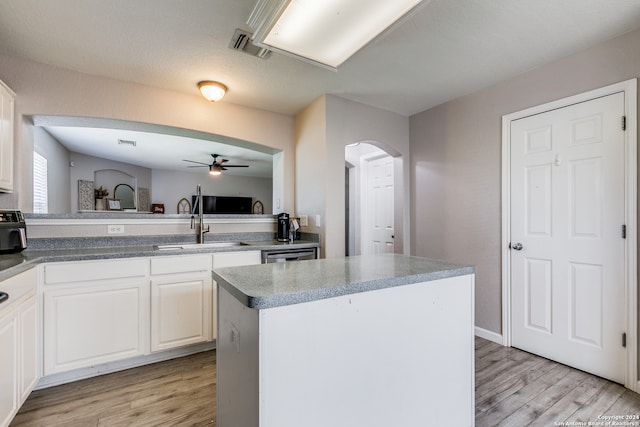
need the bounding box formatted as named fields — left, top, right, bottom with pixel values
left=2, top=0, right=640, bottom=173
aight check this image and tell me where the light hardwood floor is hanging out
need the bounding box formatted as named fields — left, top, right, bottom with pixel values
left=11, top=338, right=640, bottom=426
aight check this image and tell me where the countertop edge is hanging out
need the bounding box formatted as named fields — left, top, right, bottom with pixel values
left=213, top=257, right=475, bottom=310
left=0, top=240, right=319, bottom=282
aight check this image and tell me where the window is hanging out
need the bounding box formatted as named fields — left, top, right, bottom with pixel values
left=33, top=152, right=48, bottom=214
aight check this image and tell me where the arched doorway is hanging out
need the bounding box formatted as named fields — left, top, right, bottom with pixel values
left=345, top=141, right=403, bottom=256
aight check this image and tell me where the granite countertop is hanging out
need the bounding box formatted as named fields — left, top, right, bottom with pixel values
left=0, top=239, right=319, bottom=282
left=213, top=254, right=475, bottom=310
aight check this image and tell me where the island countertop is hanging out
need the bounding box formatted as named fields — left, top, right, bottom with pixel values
left=213, top=254, right=475, bottom=309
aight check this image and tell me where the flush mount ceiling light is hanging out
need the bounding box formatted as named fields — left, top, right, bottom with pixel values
left=248, top=0, right=429, bottom=69
left=198, top=81, right=227, bottom=102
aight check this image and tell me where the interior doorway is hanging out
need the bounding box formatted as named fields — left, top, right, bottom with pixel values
left=501, top=79, right=637, bottom=391
left=345, top=142, right=401, bottom=256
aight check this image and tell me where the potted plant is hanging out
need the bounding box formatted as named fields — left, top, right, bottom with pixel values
left=94, top=186, right=109, bottom=210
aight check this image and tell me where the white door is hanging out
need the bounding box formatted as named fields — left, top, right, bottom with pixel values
left=510, top=92, right=626, bottom=383
left=366, top=155, right=394, bottom=254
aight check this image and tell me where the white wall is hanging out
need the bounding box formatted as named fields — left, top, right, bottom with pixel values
left=410, top=26, right=640, bottom=335
left=0, top=53, right=294, bottom=218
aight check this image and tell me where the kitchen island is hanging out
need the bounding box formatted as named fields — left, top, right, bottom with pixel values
left=213, top=254, right=475, bottom=427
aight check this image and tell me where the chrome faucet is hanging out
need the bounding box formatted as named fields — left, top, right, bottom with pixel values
left=191, top=184, right=209, bottom=243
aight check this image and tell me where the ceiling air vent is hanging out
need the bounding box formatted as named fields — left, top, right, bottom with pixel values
left=118, top=139, right=137, bottom=147
left=228, top=29, right=271, bottom=59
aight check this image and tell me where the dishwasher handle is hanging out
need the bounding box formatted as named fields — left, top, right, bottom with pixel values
left=262, top=249, right=317, bottom=263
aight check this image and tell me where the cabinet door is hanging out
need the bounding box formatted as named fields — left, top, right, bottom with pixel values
left=0, top=309, right=18, bottom=427
left=0, top=81, right=14, bottom=192
left=151, top=273, right=212, bottom=352
left=43, top=280, right=148, bottom=375
left=212, top=250, right=261, bottom=341
left=19, top=295, right=38, bottom=403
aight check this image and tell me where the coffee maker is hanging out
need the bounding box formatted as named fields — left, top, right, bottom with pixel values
left=276, top=213, right=290, bottom=242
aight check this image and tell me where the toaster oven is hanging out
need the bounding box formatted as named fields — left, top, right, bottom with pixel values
left=0, top=210, right=27, bottom=253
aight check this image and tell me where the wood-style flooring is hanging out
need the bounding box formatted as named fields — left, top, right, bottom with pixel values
left=475, top=337, right=640, bottom=427
left=11, top=338, right=640, bottom=426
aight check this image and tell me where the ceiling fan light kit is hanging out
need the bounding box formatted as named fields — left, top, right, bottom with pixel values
left=198, top=81, right=227, bottom=102
left=183, top=154, right=249, bottom=176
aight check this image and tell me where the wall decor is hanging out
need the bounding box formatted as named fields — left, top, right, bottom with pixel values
left=151, top=204, right=165, bottom=214
left=78, top=180, right=94, bottom=211
left=177, top=198, right=191, bottom=214
left=114, top=183, right=136, bottom=210
left=138, top=187, right=150, bottom=212
left=252, top=200, right=264, bottom=214
left=107, top=199, right=122, bottom=211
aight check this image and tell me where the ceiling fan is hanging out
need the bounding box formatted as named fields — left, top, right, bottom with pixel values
left=182, top=154, right=249, bottom=176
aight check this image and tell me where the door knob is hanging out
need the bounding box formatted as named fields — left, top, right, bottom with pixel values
left=510, top=242, right=523, bottom=251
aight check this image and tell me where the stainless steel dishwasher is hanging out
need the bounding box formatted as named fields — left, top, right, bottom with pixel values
left=261, top=247, right=318, bottom=263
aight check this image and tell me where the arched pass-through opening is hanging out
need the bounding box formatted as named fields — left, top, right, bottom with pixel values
left=345, top=141, right=404, bottom=256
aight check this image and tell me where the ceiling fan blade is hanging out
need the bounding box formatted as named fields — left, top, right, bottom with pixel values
left=182, top=159, right=210, bottom=165
left=186, top=165, right=208, bottom=168
left=221, top=165, right=249, bottom=168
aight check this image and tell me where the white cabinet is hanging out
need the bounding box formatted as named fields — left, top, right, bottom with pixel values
left=42, top=259, right=148, bottom=375
left=150, top=254, right=212, bottom=352
left=0, top=267, right=38, bottom=427
left=0, top=80, right=15, bottom=192
left=212, top=250, right=261, bottom=341
left=18, top=295, right=37, bottom=403
left=0, top=306, right=18, bottom=427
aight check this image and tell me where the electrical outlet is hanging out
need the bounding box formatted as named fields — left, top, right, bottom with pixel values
left=107, top=224, right=124, bottom=234
left=300, top=215, right=308, bottom=227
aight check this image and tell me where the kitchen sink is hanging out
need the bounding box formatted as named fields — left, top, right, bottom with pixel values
left=155, top=242, right=249, bottom=250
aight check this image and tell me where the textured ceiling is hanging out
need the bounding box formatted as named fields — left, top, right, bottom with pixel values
left=1, top=0, right=639, bottom=116
left=1, top=0, right=640, bottom=174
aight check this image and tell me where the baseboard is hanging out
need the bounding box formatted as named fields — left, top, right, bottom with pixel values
left=474, top=326, right=503, bottom=345
left=36, top=341, right=216, bottom=390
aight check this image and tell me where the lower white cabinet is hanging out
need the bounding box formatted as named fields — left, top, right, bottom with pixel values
left=40, top=250, right=262, bottom=376
left=43, top=259, right=149, bottom=375
left=18, top=295, right=37, bottom=403
left=0, top=306, right=18, bottom=427
left=0, top=268, right=38, bottom=427
left=150, top=254, right=212, bottom=352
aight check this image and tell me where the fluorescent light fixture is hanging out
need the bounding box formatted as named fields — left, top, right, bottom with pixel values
left=198, top=81, right=227, bottom=102
left=248, top=0, right=427, bottom=69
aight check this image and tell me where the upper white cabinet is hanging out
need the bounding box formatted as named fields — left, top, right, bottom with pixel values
left=0, top=80, right=14, bottom=193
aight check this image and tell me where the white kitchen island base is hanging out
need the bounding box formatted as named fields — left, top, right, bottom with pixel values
left=215, top=255, right=475, bottom=427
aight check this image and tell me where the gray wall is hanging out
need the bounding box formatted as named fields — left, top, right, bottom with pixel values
left=410, top=27, right=640, bottom=335
left=151, top=170, right=272, bottom=214
left=0, top=53, right=295, bottom=215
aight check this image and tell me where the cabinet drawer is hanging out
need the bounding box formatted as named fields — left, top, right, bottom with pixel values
left=44, top=258, right=148, bottom=285
left=212, top=250, right=261, bottom=269
left=150, top=254, right=211, bottom=275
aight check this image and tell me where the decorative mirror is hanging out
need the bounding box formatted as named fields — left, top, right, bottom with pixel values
left=114, top=183, right=136, bottom=210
